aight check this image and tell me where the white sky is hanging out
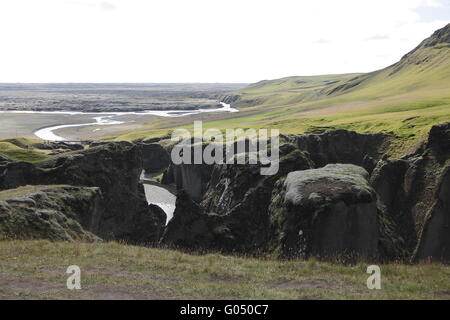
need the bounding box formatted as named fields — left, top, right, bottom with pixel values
left=0, top=0, right=449, bottom=83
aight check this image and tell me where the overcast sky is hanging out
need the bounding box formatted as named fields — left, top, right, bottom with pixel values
left=0, top=0, right=449, bottom=83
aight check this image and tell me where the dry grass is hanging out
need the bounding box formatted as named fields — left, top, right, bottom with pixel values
left=0, top=240, right=449, bottom=300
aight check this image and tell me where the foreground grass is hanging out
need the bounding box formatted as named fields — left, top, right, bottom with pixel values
left=0, top=240, right=449, bottom=300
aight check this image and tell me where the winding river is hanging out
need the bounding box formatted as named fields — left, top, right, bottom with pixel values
left=0, top=102, right=237, bottom=225
left=31, top=102, right=237, bottom=141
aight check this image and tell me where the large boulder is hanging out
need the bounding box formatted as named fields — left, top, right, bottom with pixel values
left=0, top=185, right=102, bottom=241
left=268, top=164, right=400, bottom=262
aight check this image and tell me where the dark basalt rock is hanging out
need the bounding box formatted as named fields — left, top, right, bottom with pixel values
left=370, top=159, right=416, bottom=251
left=0, top=185, right=102, bottom=241
left=287, top=129, right=389, bottom=168
left=161, top=191, right=232, bottom=251
left=427, top=122, right=450, bottom=160
left=162, top=163, right=214, bottom=202
left=220, top=94, right=241, bottom=105
left=267, top=164, right=393, bottom=262
left=0, top=154, right=11, bottom=164
left=422, top=23, right=450, bottom=47
left=369, top=122, right=450, bottom=261
left=160, top=124, right=449, bottom=263
left=33, top=142, right=84, bottom=151
left=414, top=165, right=450, bottom=263
left=0, top=143, right=165, bottom=244
left=141, top=143, right=170, bottom=173
left=162, top=145, right=314, bottom=253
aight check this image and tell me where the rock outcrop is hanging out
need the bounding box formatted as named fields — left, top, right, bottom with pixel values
left=141, top=143, right=170, bottom=173
left=287, top=130, right=389, bottom=170
left=161, top=191, right=231, bottom=251
left=369, top=159, right=416, bottom=251
left=0, top=143, right=166, bottom=243
left=162, top=163, right=213, bottom=202
left=268, top=164, right=396, bottom=262
left=162, top=145, right=313, bottom=253
left=1, top=122, right=448, bottom=264
left=0, top=185, right=102, bottom=241
left=370, top=122, right=450, bottom=259
left=414, top=165, right=450, bottom=262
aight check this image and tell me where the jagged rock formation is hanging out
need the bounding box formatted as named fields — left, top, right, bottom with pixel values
left=161, top=191, right=231, bottom=250
left=160, top=125, right=448, bottom=263
left=162, top=163, right=213, bottom=202
left=161, top=130, right=389, bottom=209
left=0, top=185, right=102, bottom=241
left=267, top=164, right=402, bottom=262
left=285, top=130, right=389, bottom=170
left=414, top=165, right=450, bottom=262
left=0, top=122, right=448, bottom=264
left=160, top=131, right=391, bottom=255
left=163, top=145, right=313, bottom=253
left=370, top=159, right=415, bottom=250
left=370, top=122, right=450, bottom=260
left=0, top=143, right=166, bottom=243
left=141, top=143, right=170, bottom=173
left=162, top=139, right=396, bottom=257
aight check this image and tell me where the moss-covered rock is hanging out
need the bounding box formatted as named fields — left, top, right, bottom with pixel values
left=0, top=143, right=166, bottom=244
left=0, top=185, right=102, bottom=241
left=268, top=164, right=401, bottom=262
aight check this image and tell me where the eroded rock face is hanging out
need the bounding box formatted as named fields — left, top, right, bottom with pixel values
left=162, top=146, right=314, bottom=253
left=0, top=185, right=102, bottom=241
left=369, top=122, right=450, bottom=259
left=427, top=122, right=450, bottom=160
left=370, top=159, right=416, bottom=251
left=268, top=164, right=386, bottom=262
left=414, top=165, right=450, bottom=262
left=161, top=191, right=231, bottom=250
left=163, top=163, right=213, bottom=202
left=287, top=130, right=389, bottom=169
left=0, top=143, right=166, bottom=244
left=141, top=143, right=170, bottom=173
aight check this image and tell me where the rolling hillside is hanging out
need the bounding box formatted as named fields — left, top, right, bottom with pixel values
left=109, top=23, right=450, bottom=157
left=233, top=23, right=450, bottom=109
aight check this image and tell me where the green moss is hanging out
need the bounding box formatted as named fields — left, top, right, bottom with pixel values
left=0, top=141, right=49, bottom=162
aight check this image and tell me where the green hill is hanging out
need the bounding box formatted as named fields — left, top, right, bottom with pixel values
left=111, top=24, right=450, bottom=157
left=234, top=23, right=450, bottom=109
left=207, top=23, right=448, bottom=156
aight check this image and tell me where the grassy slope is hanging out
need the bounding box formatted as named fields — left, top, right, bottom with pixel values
left=0, top=138, right=49, bottom=162
left=0, top=240, right=449, bottom=300
left=111, top=24, right=450, bottom=157
left=221, top=37, right=450, bottom=156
